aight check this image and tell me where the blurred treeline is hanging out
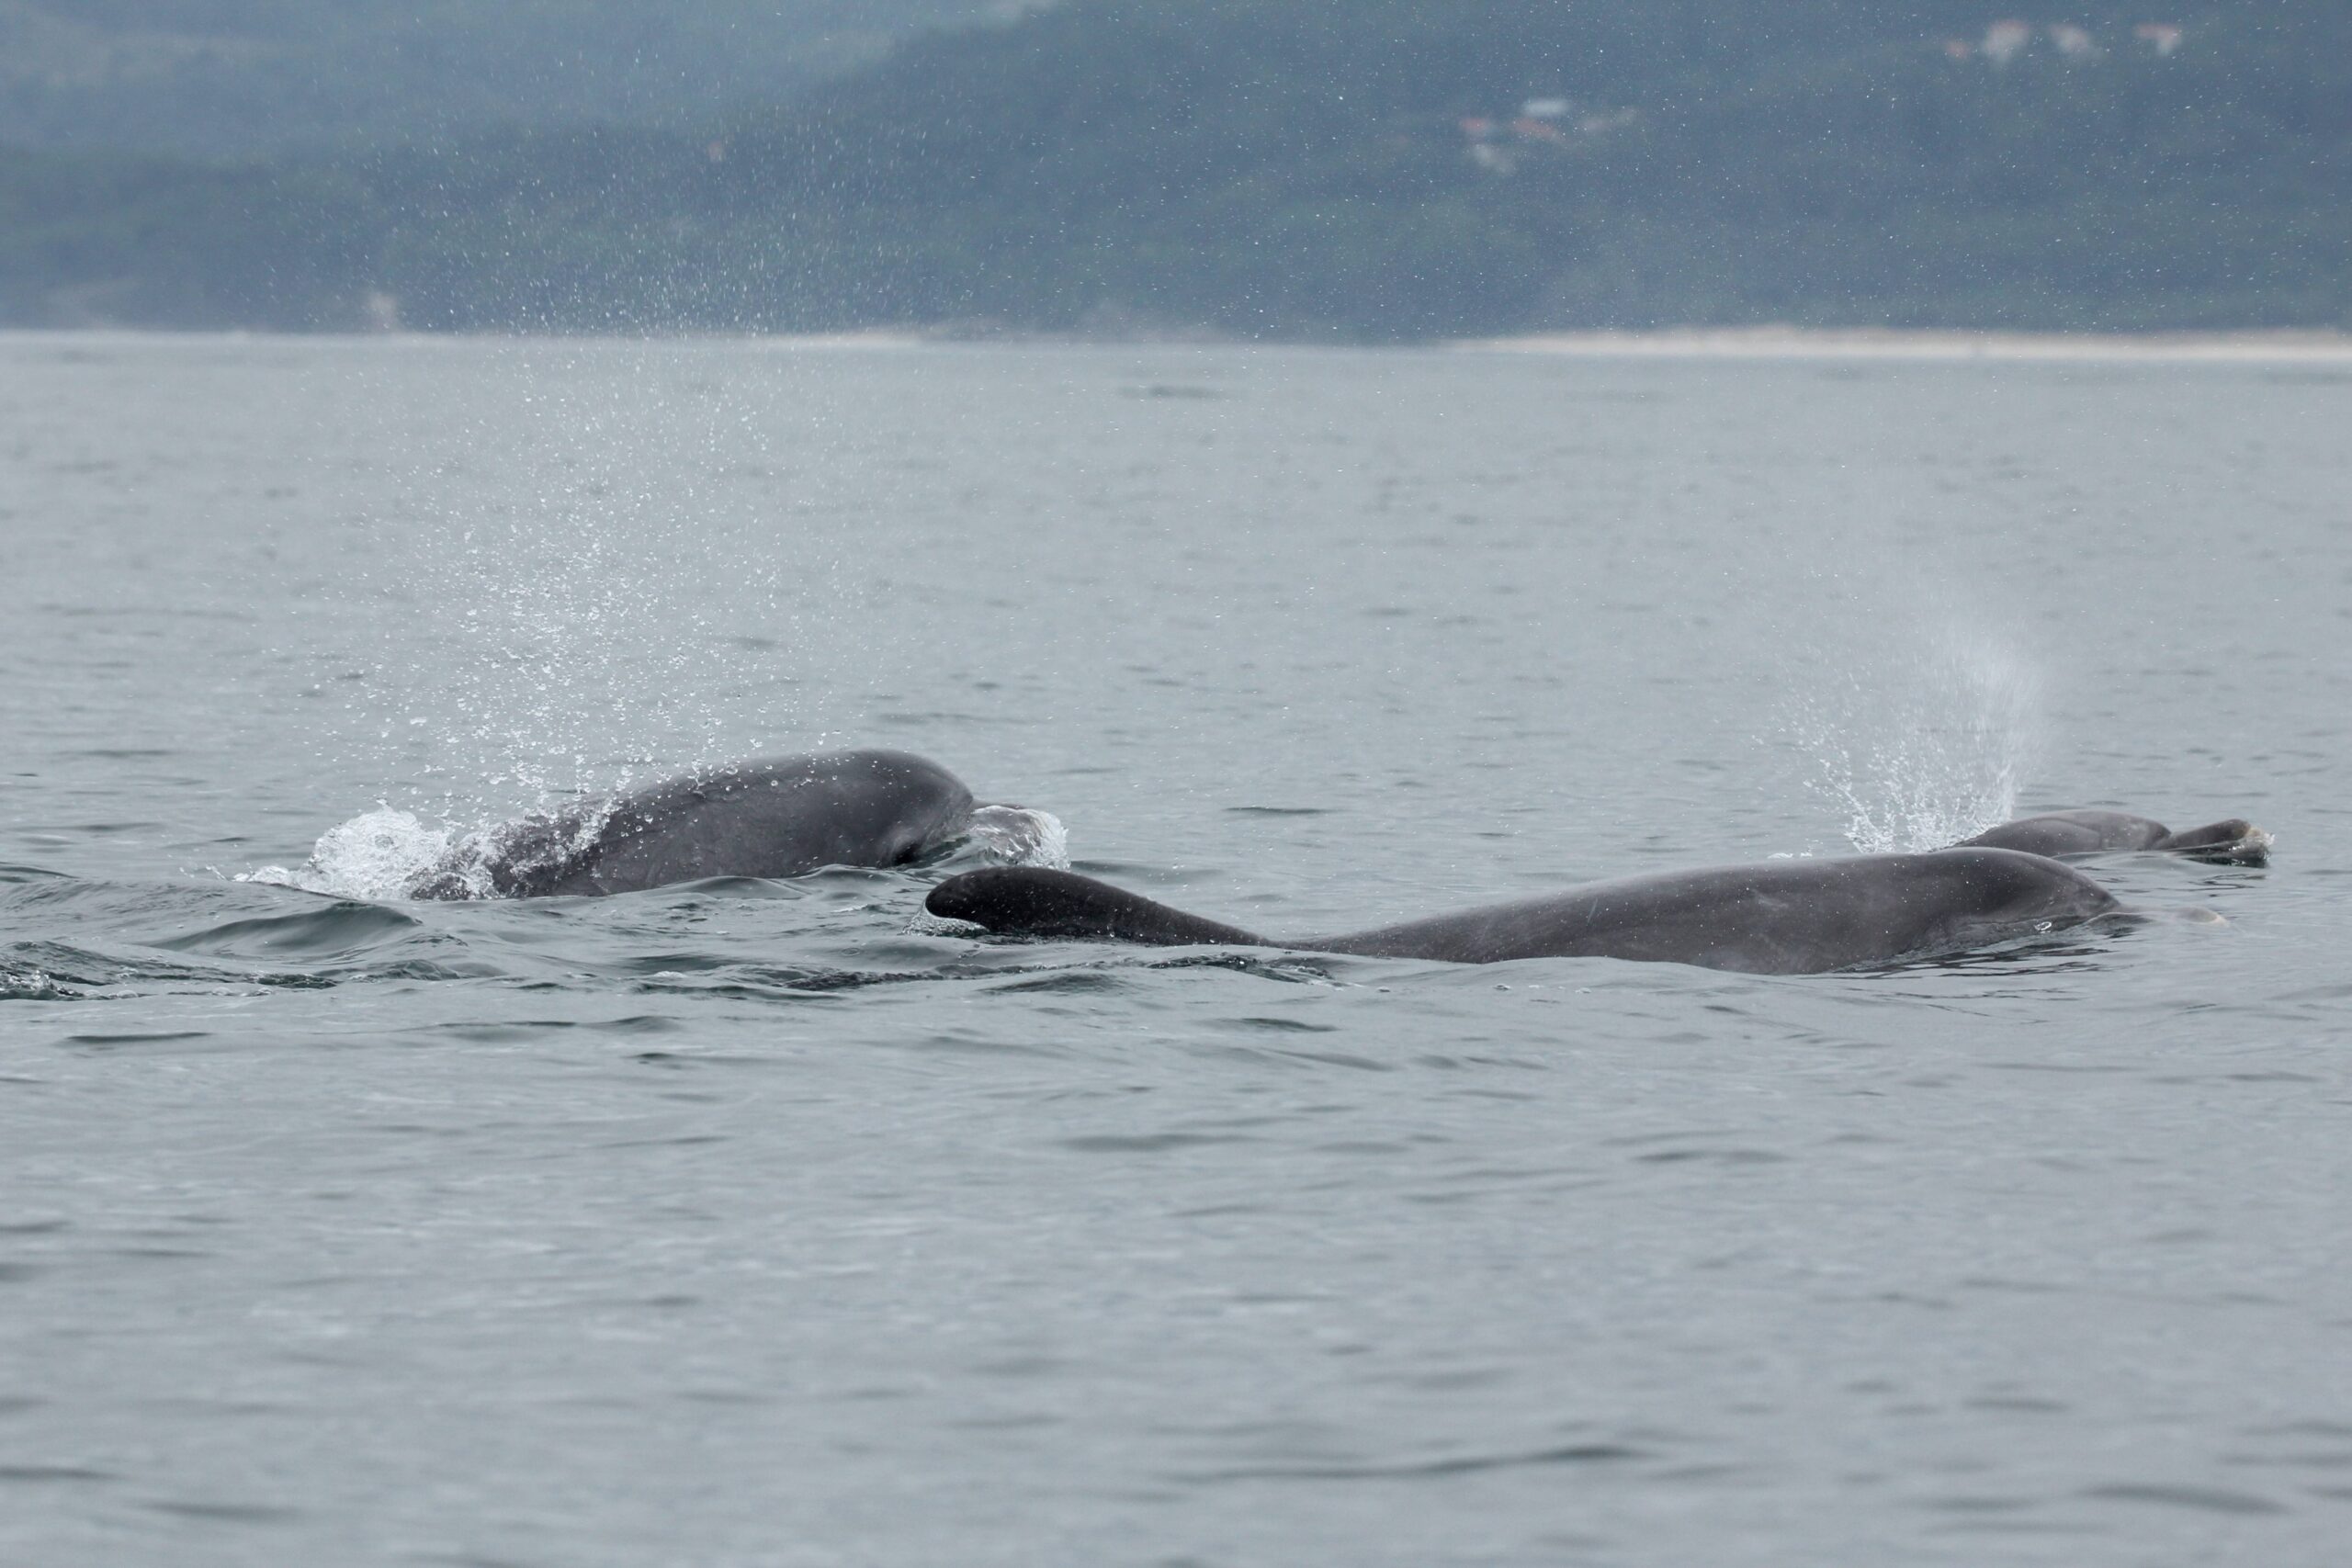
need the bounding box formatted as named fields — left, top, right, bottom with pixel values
left=3, top=0, right=2346, bottom=336
left=0, top=1, right=1021, bottom=154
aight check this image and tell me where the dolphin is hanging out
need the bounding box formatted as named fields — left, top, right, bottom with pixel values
left=1957, top=810, right=2269, bottom=863
left=925, top=848, right=2125, bottom=975
left=411, top=749, right=991, bottom=898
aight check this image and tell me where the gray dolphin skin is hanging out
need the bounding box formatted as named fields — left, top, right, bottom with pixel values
left=411, top=749, right=978, bottom=898
left=1956, top=809, right=2270, bottom=863
left=925, top=848, right=2123, bottom=975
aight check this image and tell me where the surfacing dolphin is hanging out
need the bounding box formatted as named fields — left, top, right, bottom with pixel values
left=1956, top=810, right=2269, bottom=863
left=925, top=848, right=2123, bottom=976
left=412, top=749, right=1004, bottom=899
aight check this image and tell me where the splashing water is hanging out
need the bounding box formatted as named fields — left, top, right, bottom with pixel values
left=323, top=344, right=875, bottom=822
left=1, top=964, right=69, bottom=1000
left=1783, top=639, right=2041, bottom=854
left=243, top=807, right=456, bottom=899
left=961, top=806, right=1071, bottom=871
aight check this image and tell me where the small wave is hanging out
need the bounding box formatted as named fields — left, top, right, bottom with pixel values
left=155, top=902, right=423, bottom=960
left=1, top=964, right=74, bottom=1001
left=3, top=940, right=339, bottom=997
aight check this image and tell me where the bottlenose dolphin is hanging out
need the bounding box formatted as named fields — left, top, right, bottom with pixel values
left=411, top=750, right=992, bottom=898
left=1958, top=810, right=2269, bottom=863
left=925, top=848, right=2123, bottom=975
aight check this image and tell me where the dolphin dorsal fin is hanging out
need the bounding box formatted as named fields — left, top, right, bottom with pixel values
left=927, top=868, right=1263, bottom=947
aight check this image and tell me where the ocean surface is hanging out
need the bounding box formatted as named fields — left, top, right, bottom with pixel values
left=3, top=333, right=2348, bottom=1566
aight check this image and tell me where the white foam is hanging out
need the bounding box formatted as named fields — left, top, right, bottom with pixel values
left=1, top=965, right=65, bottom=1000
left=243, top=807, right=456, bottom=900
left=427, top=797, right=616, bottom=899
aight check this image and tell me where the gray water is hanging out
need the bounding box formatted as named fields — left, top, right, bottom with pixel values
left=3, top=333, right=2348, bottom=1566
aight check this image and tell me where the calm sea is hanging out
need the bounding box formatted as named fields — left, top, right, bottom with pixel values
left=3, top=334, right=2348, bottom=1566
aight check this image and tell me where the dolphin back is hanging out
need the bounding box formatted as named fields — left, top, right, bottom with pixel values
left=2153, top=818, right=2270, bottom=862
left=412, top=750, right=977, bottom=898
left=1960, top=809, right=2269, bottom=863
left=1960, top=810, right=2171, bottom=856
left=1314, top=850, right=2118, bottom=972
left=927, top=868, right=1265, bottom=947
left=559, top=750, right=974, bottom=894
left=929, top=852, right=2120, bottom=975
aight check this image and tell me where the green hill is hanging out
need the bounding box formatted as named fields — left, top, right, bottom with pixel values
left=0, top=0, right=1035, bottom=155
left=4, top=0, right=2346, bottom=335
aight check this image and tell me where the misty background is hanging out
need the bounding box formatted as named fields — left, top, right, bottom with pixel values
left=2, top=0, right=2346, bottom=335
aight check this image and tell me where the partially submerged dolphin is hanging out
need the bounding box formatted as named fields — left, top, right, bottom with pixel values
left=1956, top=810, right=2270, bottom=863
left=412, top=749, right=1000, bottom=898
left=926, top=848, right=2124, bottom=976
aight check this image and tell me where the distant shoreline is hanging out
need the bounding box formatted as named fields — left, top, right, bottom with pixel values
left=6, top=324, right=2352, bottom=361
left=1457, top=327, right=2352, bottom=362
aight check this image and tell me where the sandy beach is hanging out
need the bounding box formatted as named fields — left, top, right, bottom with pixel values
left=1459, top=325, right=2352, bottom=362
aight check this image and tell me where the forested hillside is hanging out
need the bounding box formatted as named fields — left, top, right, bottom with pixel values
left=0, top=0, right=1032, bottom=154
left=3, top=0, right=2346, bottom=335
